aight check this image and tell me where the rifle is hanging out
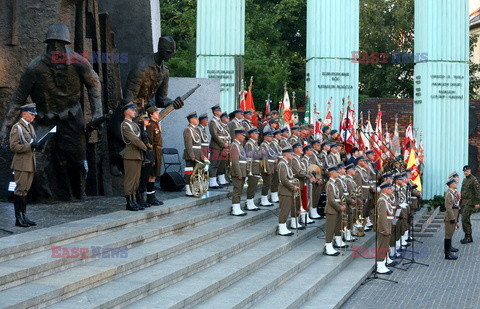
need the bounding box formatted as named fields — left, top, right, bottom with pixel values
left=85, top=110, right=113, bottom=134
left=157, top=84, right=201, bottom=122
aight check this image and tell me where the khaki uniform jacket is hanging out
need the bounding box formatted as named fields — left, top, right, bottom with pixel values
left=444, top=189, right=460, bottom=222
left=292, top=154, right=308, bottom=187
left=10, top=119, right=36, bottom=172
left=228, top=118, right=244, bottom=139
left=244, top=138, right=261, bottom=175
left=336, top=176, right=353, bottom=205
left=280, top=137, right=290, bottom=149
left=146, top=119, right=162, bottom=162
left=326, top=178, right=342, bottom=215
left=278, top=157, right=296, bottom=196
left=183, top=124, right=202, bottom=161
left=209, top=116, right=229, bottom=150
left=230, top=139, right=247, bottom=177
left=121, top=119, right=147, bottom=160
left=377, top=193, right=393, bottom=235
left=354, top=166, right=371, bottom=200
left=288, top=135, right=300, bottom=146
left=260, top=141, right=277, bottom=174
left=242, top=119, right=255, bottom=132
left=196, top=124, right=210, bottom=158
left=327, top=153, right=339, bottom=168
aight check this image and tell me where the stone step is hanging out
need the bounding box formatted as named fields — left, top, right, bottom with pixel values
left=46, top=216, right=314, bottom=309
left=0, top=204, right=275, bottom=308
left=0, top=196, right=268, bottom=291
left=300, top=254, right=374, bottom=309
left=0, top=191, right=232, bottom=262
left=245, top=231, right=376, bottom=309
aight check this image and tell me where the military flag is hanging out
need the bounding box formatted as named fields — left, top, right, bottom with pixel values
left=406, top=148, right=422, bottom=191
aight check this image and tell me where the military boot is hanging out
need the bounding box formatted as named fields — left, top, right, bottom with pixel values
left=130, top=194, right=144, bottom=210
left=460, top=234, right=473, bottom=244
left=125, top=195, right=138, bottom=211
left=445, top=239, right=458, bottom=260
left=136, top=192, right=149, bottom=208
left=14, top=195, right=29, bottom=227
left=21, top=196, right=36, bottom=226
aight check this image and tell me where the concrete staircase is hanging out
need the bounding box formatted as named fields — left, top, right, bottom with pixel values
left=0, top=189, right=381, bottom=309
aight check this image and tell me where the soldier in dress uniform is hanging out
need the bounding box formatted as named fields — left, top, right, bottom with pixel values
left=136, top=113, right=153, bottom=209
left=300, top=125, right=309, bottom=145
left=244, top=128, right=261, bottom=211
left=306, top=124, right=316, bottom=145
left=230, top=127, right=248, bottom=216
left=327, top=143, right=340, bottom=167
left=322, top=126, right=331, bottom=142
left=288, top=126, right=301, bottom=145
left=196, top=113, right=211, bottom=187
left=260, top=118, right=280, bottom=143
left=279, top=127, right=291, bottom=149
left=319, top=141, right=331, bottom=169
left=259, top=130, right=276, bottom=206
left=393, top=173, right=409, bottom=252
left=336, top=162, right=356, bottom=243
left=228, top=109, right=244, bottom=139
left=209, top=105, right=230, bottom=188
left=219, top=112, right=232, bottom=184
left=121, top=102, right=147, bottom=211
left=183, top=112, right=203, bottom=197
left=277, top=146, right=298, bottom=236
left=376, top=181, right=395, bottom=274
left=270, top=130, right=283, bottom=203
left=291, top=143, right=315, bottom=230
left=306, top=141, right=323, bottom=220
left=9, top=103, right=40, bottom=227
left=444, top=178, right=460, bottom=260
left=345, top=163, right=363, bottom=237
left=301, top=145, right=320, bottom=224
left=242, top=110, right=256, bottom=133
left=324, top=166, right=346, bottom=256
left=145, top=106, right=164, bottom=206
left=354, top=156, right=373, bottom=231
left=460, top=165, right=480, bottom=244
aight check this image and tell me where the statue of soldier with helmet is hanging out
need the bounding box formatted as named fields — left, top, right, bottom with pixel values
left=0, top=22, right=103, bottom=201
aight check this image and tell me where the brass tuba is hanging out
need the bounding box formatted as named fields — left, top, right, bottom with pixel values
left=190, top=159, right=210, bottom=197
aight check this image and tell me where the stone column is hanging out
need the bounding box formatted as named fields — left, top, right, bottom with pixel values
left=196, top=0, right=245, bottom=112
left=306, top=0, right=359, bottom=126
left=414, top=0, right=469, bottom=198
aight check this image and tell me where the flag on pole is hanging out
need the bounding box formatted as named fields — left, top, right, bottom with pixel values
left=406, top=148, right=422, bottom=191
left=282, top=85, right=293, bottom=126
left=324, top=99, right=333, bottom=128
left=243, top=77, right=258, bottom=126
left=313, top=103, right=322, bottom=140
left=418, top=131, right=424, bottom=164
left=403, top=124, right=414, bottom=161
left=363, top=120, right=374, bottom=151
left=304, top=92, right=311, bottom=124
left=384, top=123, right=393, bottom=159
left=339, top=99, right=357, bottom=153
left=292, top=92, right=299, bottom=124
left=372, top=107, right=383, bottom=170
left=392, top=116, right=401, bottom=157
left=265, top=95, right=271, bottom=119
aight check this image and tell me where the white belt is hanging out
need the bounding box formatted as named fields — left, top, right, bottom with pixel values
left=268, top=160, right=275, bottom=163
left=201, top=143, right=209, bottom=147
left=344, top=193, right=349, bottom=196
left=409, top=197, right=417, bottom=199
left=192, top=146, right=201, bottom=149
left=239, top=160, right=246, bottom=164
left=400, top=203, right=408, bottom=209
left=369, top=180, right=376, bottom=184
left=362, top=185, right=370, bottom=189
left=334, top=199, right=341, bottom=202
left=387, top=216, right=394, bottom=220
left=253, top=160, right=260, bottom=163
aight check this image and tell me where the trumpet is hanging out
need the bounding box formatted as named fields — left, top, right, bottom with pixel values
left=353, top=187, right=366, bottom=237
left=341, top=195, right=348, bottom=233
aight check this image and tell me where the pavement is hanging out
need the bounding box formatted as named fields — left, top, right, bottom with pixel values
left=0, top=185, right=232, bottom=238
left=342, top=212, right=480, bottom=309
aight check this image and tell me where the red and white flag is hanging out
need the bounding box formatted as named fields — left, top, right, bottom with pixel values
left=403, top=124, right=414, bottom=161
left=392, top=118, right=401, bottom=157
left=323, top=99, right=333, bottom=128
left=372, top=109, right=383, bottom=170
left=283, top=90, right=292, bottom=126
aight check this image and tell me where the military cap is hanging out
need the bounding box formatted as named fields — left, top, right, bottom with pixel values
left=233, top=109, right=243, bottom=115
left=280, top=127, right=289, bottom=133
left=263, top=130, right=273, bottom=137
left=211, top=104, right=221, bottom=112
left=321, top=141, right=329, bottom=147
left=269, top=118, right=279, bottom=125
left=273, top=130, right=282, bottom=135
left=463, top=165, right=471, bottom=171
left=448, top=172, right=459, bottom=179
left=135, top=113, right=149, bottom=121
left=122, top=101, right=137, bottom=111
left=234, top=127, right=247, bottom=136
left=336, top=162, right=345, bottom=169
left=282, top=146, right=293, bottom=154
left=330, top=143, right=338, bottom=148
left=393, top=173, right=403, bottom=180
left=327, top=166, right=339, bottom=172
left=292, top=142, right=303, bottom=149
left=221, top=112, right=228, bottom=118
left=331, top=129, right=338, bottom=135
left=186, top=112, right=198, bottom=120
left=446, top=178, right=457, bottom=186
left=248, top=128, right=260, bottom=134
left=20, top=103, right=37, bottom=115
left=382, top=172, right=393, bottom=179
left=146, top=106, right=159, bottom=115
left=380, top=181, right=393, bottom=189
left=349, top=147, right=359, bottom=154
left=228, top=111, right=236, bottom=119
left=303, top=145, right=313, bottom=152
left=356, top=155, right=367, bottom=163
left=365, top=150, right=375, bottom=155
left=199, top=113, right=208, bottom=121
left=311, top=140, right=321, bottom=145
left=322, top=126, right=330, bottom=132
left=243, top=110, right=253, bottom=115
left=345, top=163, right=355, bottom=170
left=291, top=125, right=300, bottom=131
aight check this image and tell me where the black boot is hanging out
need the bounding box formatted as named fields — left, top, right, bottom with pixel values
left=450, top=239, right=459, bottom=252
left=460, top=233, right=473, bottom=244
left=131, top=194, right=144, bottom=210
left=14, top=195, right=29, bottom=227
left=146, top=182, right=163, bottom=206
left=125, top=195, right=138, bottom=211
left=21, top=196, right=36, bottom=226
left=445, top=239, right=458, bottom=260
left=136, top=192, right=149, bottom=208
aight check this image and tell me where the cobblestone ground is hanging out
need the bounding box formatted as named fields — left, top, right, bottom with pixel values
left=0, top=186, right=232, bottom=238
left=343, top=213, right=480, bottom=309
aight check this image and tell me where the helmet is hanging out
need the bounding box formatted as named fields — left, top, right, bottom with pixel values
left=44, top=22, right=71, bottom=44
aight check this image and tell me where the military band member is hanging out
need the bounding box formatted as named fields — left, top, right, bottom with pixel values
left=277, top=146, right=298, bottom=236
left=183, top=112, right=203, bottom=197
left=197, top=113, right=210, bottom=166
left=306, top=124, right=316, bottom=145
left=337, top=163, right=356, bottom=242
left=230, top=128, right=248, bottom=216
left=219, top=112, right=232, bottom=185
left=376, top=182, right=395, bottom=274
left=270, top=130, right=283, bottom=203
left=345, top=163, right=363, bottom=235
left=121, top=102, right=147, bottom=211
left=444, top=178, right=460, bottom=260
left=208, top=105, right=225, bottom=188
left=145, top=106, right=164, bottom=206
left=260, top=118, right=280, bottom=143
left=354, top=156, right=373, bottom=230
left=279, top=127, right=291, bottom=149
left=301, top=145, right=320, bottom=224
left=136, top=113, right=153, bottom=209
left=9, top=103, right=39, bottom=227
left=242, top=110, right=256, bottom=132
left=292, top=143, right=315, bottom=230
left=259, top=130, right=276, bottom=206
left=324, top=166, right=346, bottom=256
left=244, top=128, right=261, bottom=211
left=288, top=126, right=301, bottom=145
left=319, top=141, right=331, bottom=169
left=306, top=141, right=323, bottom=219
left=460, top=165, right=480, bottom=244
left=327, top=143, right=340, bottom=167
left=393, top=173, right=409, bottom=251
left=228, top=109, right=244, bottom=139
